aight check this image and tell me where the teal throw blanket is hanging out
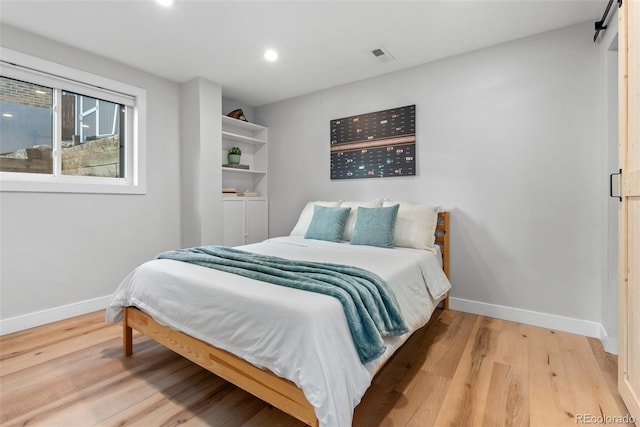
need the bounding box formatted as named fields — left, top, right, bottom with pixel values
left=157, top=245, right=408, bottom=363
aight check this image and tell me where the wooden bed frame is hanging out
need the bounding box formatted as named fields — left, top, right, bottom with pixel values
left=122, top=211, right=450, bottom=427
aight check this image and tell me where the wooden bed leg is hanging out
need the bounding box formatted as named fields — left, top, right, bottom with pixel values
left=123, top=307, right=133, bottom=357
left=443, top=296, right=450, bottom=310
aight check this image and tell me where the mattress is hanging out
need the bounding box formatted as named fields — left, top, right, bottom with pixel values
left=106, top=236, right=451, bottom=427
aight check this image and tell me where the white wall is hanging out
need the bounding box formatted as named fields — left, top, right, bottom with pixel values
left=256, top=23, right=608, bottom=334
left=0, top=25, right=182, bottom=330
left=596, top=11, right=620, bottom=353
left=181, top=78, right=223, bottom=248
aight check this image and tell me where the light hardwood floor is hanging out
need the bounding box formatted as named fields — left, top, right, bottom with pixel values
left=0, top=309, right=632, bottom=426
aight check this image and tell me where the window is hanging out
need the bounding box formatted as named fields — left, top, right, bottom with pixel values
left=0, top=48, right=146, bottom=194
left=0, top=77, right=53, bottom=174
left=59, top=90, right=125, bottom=178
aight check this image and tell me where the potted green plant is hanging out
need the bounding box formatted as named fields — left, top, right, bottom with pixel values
left=228, top=146, right=241, bottom=164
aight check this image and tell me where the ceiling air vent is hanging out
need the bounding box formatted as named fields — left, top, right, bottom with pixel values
left=370, top=47, right=395, bottom=63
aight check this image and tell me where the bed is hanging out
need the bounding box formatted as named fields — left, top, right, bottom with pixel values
left=106, top=201, right=450, bottom=427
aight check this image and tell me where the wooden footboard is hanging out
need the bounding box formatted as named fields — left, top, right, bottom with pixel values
left=123, top=306, right=319, bottom=426
left=122, top=211, right=450, bottom=426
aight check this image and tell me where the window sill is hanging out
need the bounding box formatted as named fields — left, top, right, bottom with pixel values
left=0, top=173, right=147, bottom=195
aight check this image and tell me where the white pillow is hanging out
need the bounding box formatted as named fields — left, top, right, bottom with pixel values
left=382, top=200, right=440, bottom=249
left=340, top=200, right=383, bottom=241
left=290, top=201, right=342, bottom=236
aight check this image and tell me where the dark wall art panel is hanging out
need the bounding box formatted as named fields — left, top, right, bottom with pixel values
left=330, top=105, right=416, bottom=180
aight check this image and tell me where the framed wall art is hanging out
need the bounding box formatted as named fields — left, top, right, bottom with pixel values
left=330, top=104, right=415, bottom=180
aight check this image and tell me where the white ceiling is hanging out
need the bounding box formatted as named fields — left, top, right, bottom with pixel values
left=0, top=0, right=605, bottom=107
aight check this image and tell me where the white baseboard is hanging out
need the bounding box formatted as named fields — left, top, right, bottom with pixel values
left=0, top=295, right=112, bottom=336
left=599, top=325, right=619, bottom=354
left=449, top=297, right=617, bottom=354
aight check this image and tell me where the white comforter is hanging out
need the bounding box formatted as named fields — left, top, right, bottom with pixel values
left=106, top=236, right=451, bottom=427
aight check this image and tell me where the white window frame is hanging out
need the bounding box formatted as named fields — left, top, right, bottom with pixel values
left=0, top=48, right=147, bottom=194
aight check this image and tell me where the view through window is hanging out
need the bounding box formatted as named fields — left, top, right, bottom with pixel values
left=0, top=76, right=125, bottom=178
left=0, top=76, right=53, bottom=174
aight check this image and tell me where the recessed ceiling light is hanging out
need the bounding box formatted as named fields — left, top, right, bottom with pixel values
left=35, top=90, right=47, bottom=95
left=155, top=0, right=174, bottom=7
left=264, top=49, right=278, bottom=62
left=2, top=113, right=13, bottom=118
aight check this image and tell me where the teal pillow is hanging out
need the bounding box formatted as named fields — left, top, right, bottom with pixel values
left=351, top=204, right=400, bottom=248
left=304, top=205, right=352, bottom=242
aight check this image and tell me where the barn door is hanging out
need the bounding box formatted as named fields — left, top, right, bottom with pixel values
left=618, top=0, right=640, bottom=421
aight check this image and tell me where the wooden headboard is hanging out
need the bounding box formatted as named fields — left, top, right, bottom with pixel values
left=436, top=211, right=450, bottom=309
left=436, top=211, right=449, bottom=277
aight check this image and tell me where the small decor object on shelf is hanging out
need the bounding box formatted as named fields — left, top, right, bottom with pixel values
left=238, top=191, right=258, bottom=197
left=222, top=187, right=238, bottom=197
left=228, top=146, right=241, bottom=164
left=226, top=108, right=248, bottom=122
